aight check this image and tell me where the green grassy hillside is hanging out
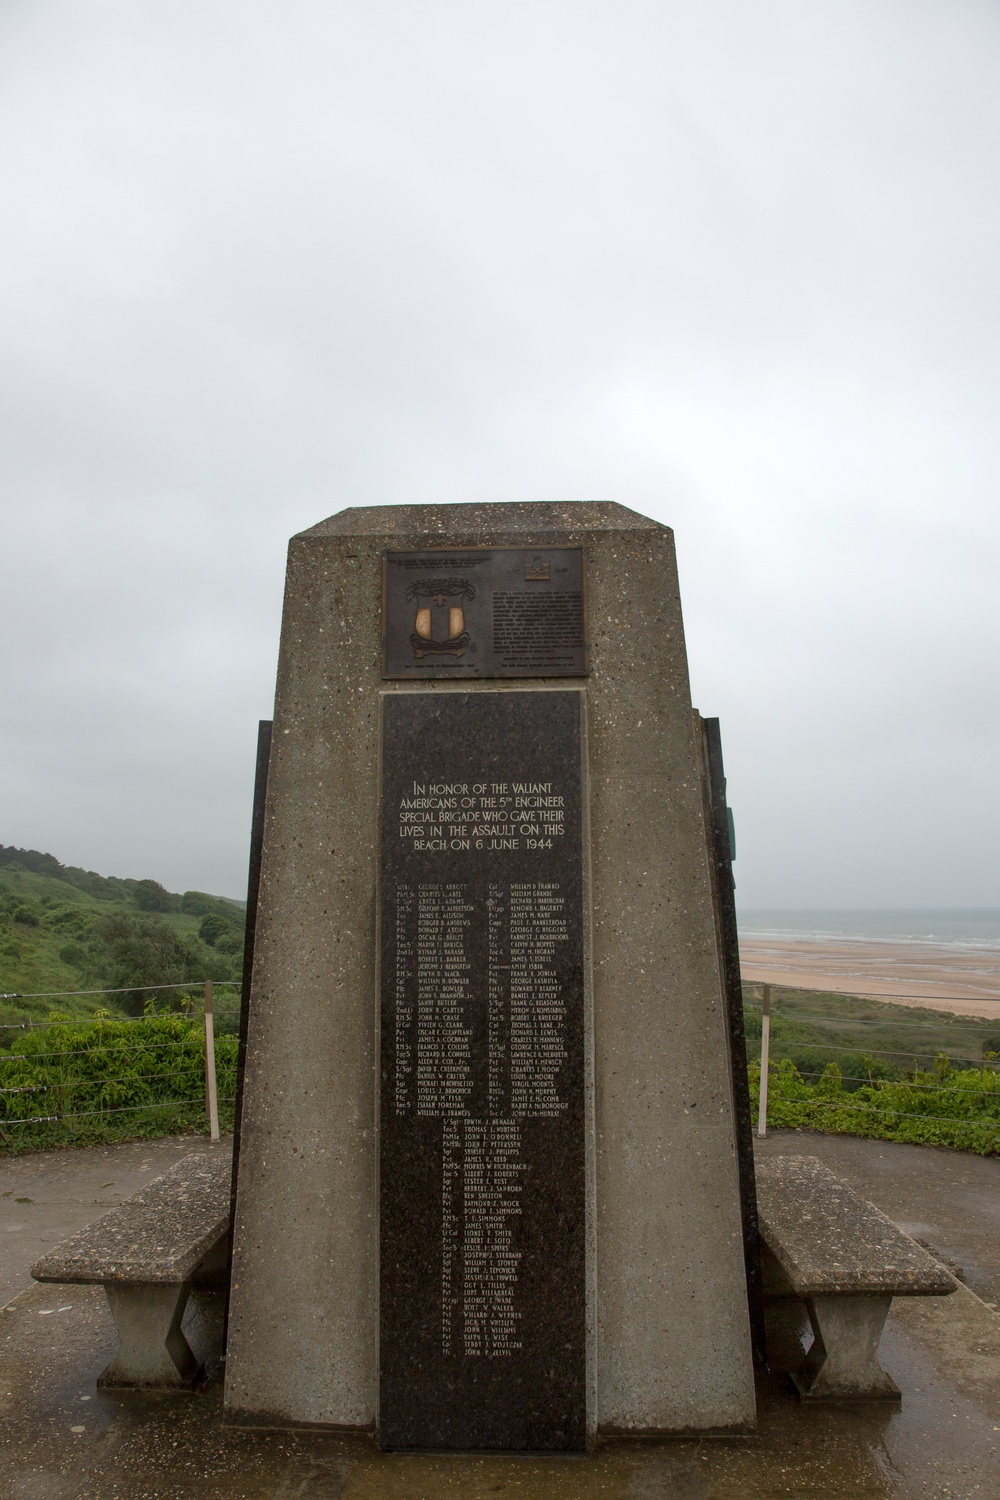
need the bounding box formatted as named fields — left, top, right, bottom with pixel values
left=0, top=847, right=246, bottom=1032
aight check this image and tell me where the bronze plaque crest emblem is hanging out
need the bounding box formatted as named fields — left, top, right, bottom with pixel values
left=382, top=547, right=587, bottom=679
left=405, top=578, right=476, bottom=658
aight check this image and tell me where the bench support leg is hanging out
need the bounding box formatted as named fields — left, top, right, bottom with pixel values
left=99, top=1281, right=203, bottom=1389
left=793, top=1294, right=900, bottom=1401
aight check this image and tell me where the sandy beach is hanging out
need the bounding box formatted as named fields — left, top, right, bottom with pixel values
left=738, top=934, right=1000, bottom=1019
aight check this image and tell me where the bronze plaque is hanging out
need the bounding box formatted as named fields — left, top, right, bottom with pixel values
left=382, top=547, right=587, bottom=678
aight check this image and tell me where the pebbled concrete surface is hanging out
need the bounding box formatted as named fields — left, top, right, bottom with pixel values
left=31, top=1153, right=231, bottom=1285
left=228, top=503, right=754, bottom=1433
left=755, top=1155, right=955, bottom=1296
left=0, top=1276, right=998, bottom=1498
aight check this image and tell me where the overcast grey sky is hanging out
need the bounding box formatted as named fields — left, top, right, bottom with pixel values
left=1, top=0, right=998, bottom=906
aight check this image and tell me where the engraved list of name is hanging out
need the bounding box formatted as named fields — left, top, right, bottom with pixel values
left=379, top=692, right=586, bottom=1453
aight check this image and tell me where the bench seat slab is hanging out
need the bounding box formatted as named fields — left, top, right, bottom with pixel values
left=755, top=1155, right=956, bottom=1403
left=755, top=1156, right=955, bottom=1298
left=31, top=1153, right=230, bottom=1286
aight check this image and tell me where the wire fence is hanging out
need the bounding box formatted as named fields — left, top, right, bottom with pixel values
left=2, top=974, right=999, bottom=1154
left=0, top=980, right=238, bottom=1151
left=745, top=979, right=1000, bottom=1152
left=0, top=979, right=241, bottom=1026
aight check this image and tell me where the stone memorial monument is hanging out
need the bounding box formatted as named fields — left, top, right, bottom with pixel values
left=224, top=501, right=755, bottom=1447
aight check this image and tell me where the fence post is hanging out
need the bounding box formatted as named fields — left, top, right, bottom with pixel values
left=204, top=980, right=220, bottom=1143
left=757, top=983, right=771, bottom=1138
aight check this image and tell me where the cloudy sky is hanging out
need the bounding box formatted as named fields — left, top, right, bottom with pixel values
left=1, top=0, right=998, bottom=907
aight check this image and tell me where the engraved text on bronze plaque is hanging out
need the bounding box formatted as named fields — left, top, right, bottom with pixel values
left=382, top=547, right=587, bottom=678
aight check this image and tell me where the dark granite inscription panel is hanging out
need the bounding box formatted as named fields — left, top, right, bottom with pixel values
left=379, top=691, right=586, bottom=1451
left=382, top=548, right=587, bottom=678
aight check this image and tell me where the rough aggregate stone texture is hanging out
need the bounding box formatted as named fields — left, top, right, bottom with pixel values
left=30, top=1154, right=230, bottom=1286
left=755, top=1155, right=957, bottom=1298
left=225, top=501, right=754, bottom=1435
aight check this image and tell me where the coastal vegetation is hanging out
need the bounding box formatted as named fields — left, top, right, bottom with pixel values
left=0, top=845, right=245, bottom=1032
left=743, top=982, right=1000, bottom=1156
left=0, top=847, right=246, bottom=1152
left=0, top=1013, right=239, bottom=1151
left=748, top=1057, right=1000, bottom=1155
left=2, top=847, right=997, bottom=1155
left=741, top=982, right=1000, bottom=1079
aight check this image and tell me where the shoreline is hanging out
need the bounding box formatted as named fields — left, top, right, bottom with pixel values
left=738, top=934, right=1000, bottom=1019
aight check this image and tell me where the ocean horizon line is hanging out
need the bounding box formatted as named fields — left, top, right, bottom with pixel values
left=736, top=907, right=1000, bottom=949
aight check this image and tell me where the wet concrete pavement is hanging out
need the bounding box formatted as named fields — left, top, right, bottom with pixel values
left=0, top=1129, right=998, bottom=1498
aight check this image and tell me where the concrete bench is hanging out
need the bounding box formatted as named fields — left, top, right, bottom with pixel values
left=31, top=1152, right=231, bottom=1389
left=755, top=1154, right=956, bottom=1400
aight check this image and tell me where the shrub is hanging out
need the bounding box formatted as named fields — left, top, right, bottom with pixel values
left=90, top=911, right=201, bottom=1012
left=751, top=1057, right=1000, bottom=1155
left=182, top=891, right=244, bottom=921
left=45, top=905, right=95, bottom=934
left=0, top=1015, right=238, bottom=1150
left=181, top=891, right=216, bottom=916
left=199, top=913, right=236, bottom=947
left=131, top=880, right=175, bottom=913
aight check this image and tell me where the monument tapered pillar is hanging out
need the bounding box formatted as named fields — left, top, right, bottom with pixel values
left=224, top=502, right=755, bottom=1439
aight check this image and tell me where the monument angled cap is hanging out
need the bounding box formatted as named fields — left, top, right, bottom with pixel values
left=293, top=499, right=665, bottom=541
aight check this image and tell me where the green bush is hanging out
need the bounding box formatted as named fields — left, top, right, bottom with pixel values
left=89, top=911, right=202, bottom=1011
left=199, top=913, right=237, bottom=947
left=45, top=905, right=96, bottom=935
left=0, top=1015, right=238, bottom=1151
left=131, top=880, right=176, bottom=913
left=181, top=891, right=245, bottom=921
left=751, top=1056, right=1000, bottom=1155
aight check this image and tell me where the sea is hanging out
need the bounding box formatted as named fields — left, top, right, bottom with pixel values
left=736, top=909, right=1000, bottom=950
